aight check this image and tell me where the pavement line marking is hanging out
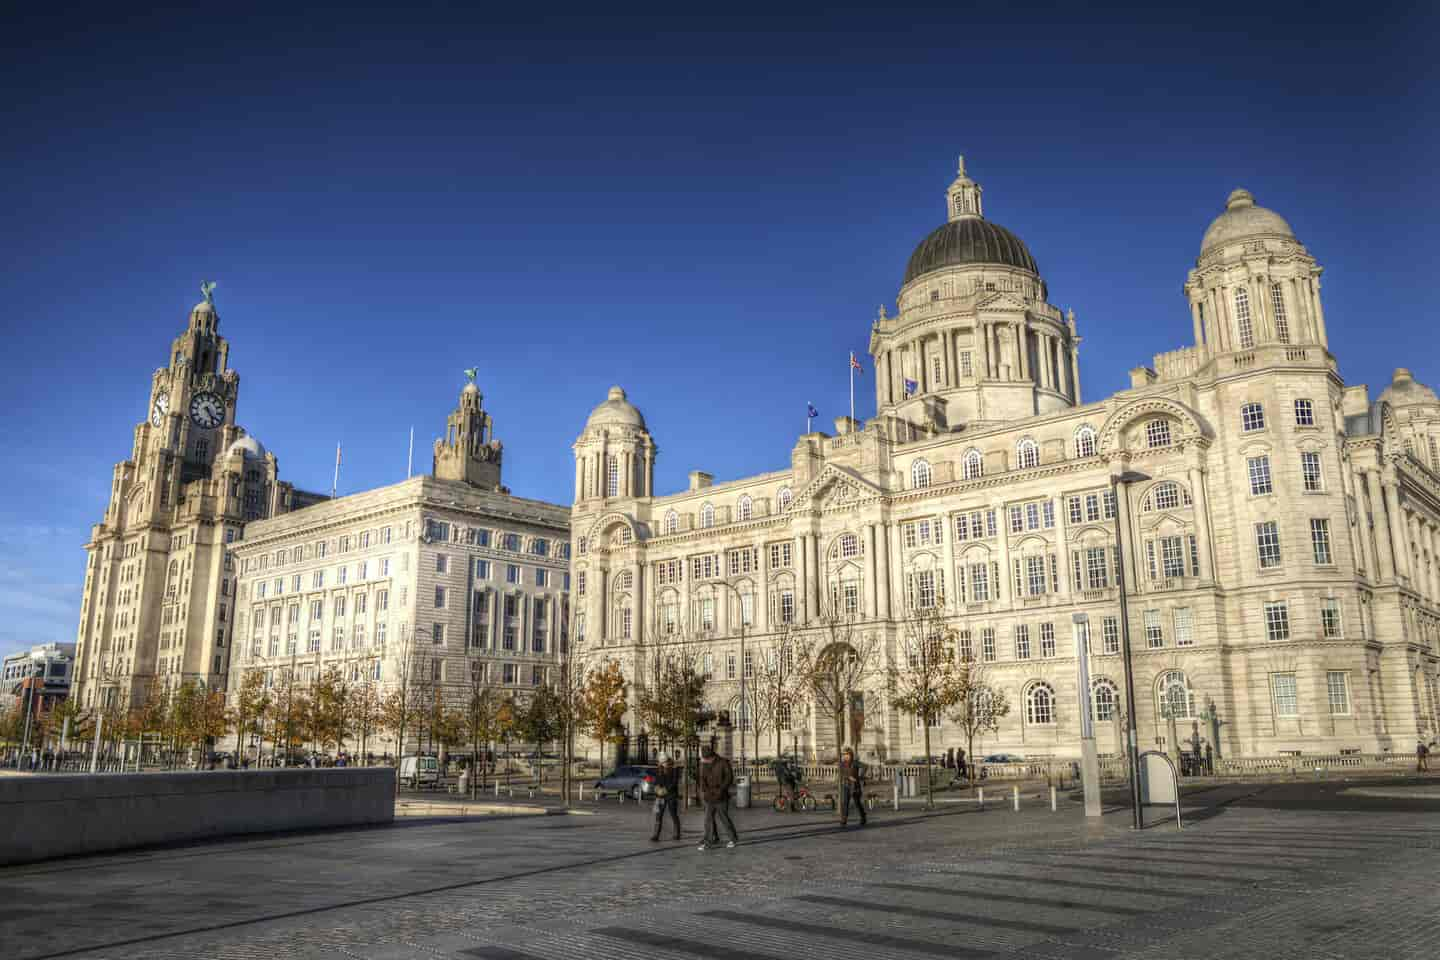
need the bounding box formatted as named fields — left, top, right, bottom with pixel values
left=871, top=881, right=1150, bottom=916
left=458, top=947, right=546, bottom=959
left=593, top=926, right=782, bottom=960
left=929, top=868, right=1193, bottom=899
left=1057, top=851, right=1299, bottom=871
left=701, top=910, right=988, bottom=958
left=792, top=893, right=1076, bottom=935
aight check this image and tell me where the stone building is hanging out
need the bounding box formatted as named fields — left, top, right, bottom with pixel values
left=226, top=379, right=570, bottom=757
left=570, top=159, right=1440, bottom=762
left=71, top=291, right=325, bottom=713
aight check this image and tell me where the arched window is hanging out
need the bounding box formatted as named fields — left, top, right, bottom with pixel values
left=962, top=449, right=983, bottom=480
left=1240, top=402, right=1266, bottom=433
left=1156, top=670, right=1195, bottom=719
left=1234, top=288, right=1254, bottom=349
left=911, top=459, right=932, bottom=489
left=1025, top=682, right=1056, bottom=725
left=1074, top=426, right=1097, bottom=459
left=1270, top=284, right=1290, bottom=343
left=1091, top=679, right=1119, bottom=722
left=737, top=495, right=753, bottom=521
left=606, top=455, right=619, bottom=497
left=700, top=503, right=715, bottom=529
left=1145, top=481, right=1186, bottom=512
left=1145, top=419, right=1172, bottom=449
left=664, top=510, right=679, bottom=535
left=1016, top=438, right=1039, bottom=469
left=838, top=533, right=860, bottom=558
left=777, top=487, right=793, bottom=512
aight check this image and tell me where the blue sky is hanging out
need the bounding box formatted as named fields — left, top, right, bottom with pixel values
left=2, top=1, right=1436, bottom=656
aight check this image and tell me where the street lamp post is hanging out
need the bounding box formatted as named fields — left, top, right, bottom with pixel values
left=714, top=580, right=751, bottom=771
left=1111, top=469, right=1150, bottom=830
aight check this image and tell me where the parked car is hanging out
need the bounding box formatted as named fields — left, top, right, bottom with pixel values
left=594, top=764, right=657, bottom=800
left=981, top=753, right=1025, bottom=763
left=400, top=755, right=440, bottom=788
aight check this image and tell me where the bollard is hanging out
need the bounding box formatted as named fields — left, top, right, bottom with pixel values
left=1050, top=785, right=1057, bottom=812
left=977, top=787, right=984, bottom=809
left=893, top=782, right=900, bottom=811
left=1012, top=785, right=1019, bottom=811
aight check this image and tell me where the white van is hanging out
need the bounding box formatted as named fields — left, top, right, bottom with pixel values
left=399, top=755, right=439, bottom=788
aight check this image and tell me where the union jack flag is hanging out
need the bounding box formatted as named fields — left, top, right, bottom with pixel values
left=849, top=352, right=863, bottom=374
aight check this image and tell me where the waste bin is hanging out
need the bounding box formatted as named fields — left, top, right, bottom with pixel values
left=735, top=776, right=751, bottom=809
left=457, top=770, right=469, bottom=795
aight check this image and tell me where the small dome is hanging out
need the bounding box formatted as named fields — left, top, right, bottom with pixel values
left=585, top=385, right=646, bottom=430
left=226, top=433, right=267, bottom=461
left=1379, top=368, right=1439, bottom=407
left=191, top=300, right=215, bottom=315
left=903, top=217, right=1038, bottom=287
left=1200, top=188, right=1295, bottom=254
left=462, top=381, right=480, bottom=395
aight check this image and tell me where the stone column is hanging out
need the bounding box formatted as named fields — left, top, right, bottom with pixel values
left=1190, top=299, right=1204, bottom=347
left=633, top=562, right=645, bottom=647
left=596, top=564, right=608, bottom=642
left=1383, top=478, right=1411, bottom=582
left=1114, top=482, right=1140, bottom=595
left=1188, top=465, right=1215, bottom=582
left=1310, top=276, right=1330, bottom=348
left=1351, top=465, right=1377, bottom=579
left=941, top=514, right=956, bottom=609
left=1366, top=471, right=1395, bottom=582
left=574, top=457, right=584, bottom=502
left=983, top=323, right=994, bottom=378
left=877, top=523, right=892, bottom=620
left=644, top=448, right=653, bottom=497
left=795, top=534, right=808, bottom=622
left=1017, top=322, right=1030, bottom=381
left=864, top=524, right=878, bottom=618
left=1069, top=343, right=1083, bottom=405
left=994, top=498, right=1012, bottom=604
left=808, top=534, right=822, bottom=617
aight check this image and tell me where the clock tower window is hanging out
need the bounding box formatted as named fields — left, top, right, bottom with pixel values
left=196, top=438, right=208, bottom=460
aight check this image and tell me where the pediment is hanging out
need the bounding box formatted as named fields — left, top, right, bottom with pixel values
left=796, top=465, right=885, bottom=511
left=975, top=292, right=1029, bottom=314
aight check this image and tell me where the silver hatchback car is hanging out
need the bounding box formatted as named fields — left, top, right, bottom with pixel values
left=594, top=764, right=658, bottom=800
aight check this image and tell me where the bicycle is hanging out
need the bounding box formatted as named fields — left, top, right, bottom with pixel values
left=773, top=783, right=820, bottom=812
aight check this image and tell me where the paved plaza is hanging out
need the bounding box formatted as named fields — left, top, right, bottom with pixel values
left=3, top=779, right=1438, bottom=960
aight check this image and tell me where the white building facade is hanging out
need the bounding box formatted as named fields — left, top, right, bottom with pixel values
left=570, top=160, right=1440, bottom=762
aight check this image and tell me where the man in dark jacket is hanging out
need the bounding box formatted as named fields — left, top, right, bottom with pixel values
left=839, top=746, right=867, bottom=827
left=697, top=745, right=739, bottom=849
left=650, top=755, right=683, bottom=842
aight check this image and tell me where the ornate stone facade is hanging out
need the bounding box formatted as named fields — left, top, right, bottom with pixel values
left=225, top=383, right=570, bottom=756
left=571, top=160, right=1440, bottom=762
left=72, top=293, right=325, bottom=712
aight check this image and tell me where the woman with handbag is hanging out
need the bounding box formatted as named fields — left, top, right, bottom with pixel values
left=650, top=755, right=683, bottom=842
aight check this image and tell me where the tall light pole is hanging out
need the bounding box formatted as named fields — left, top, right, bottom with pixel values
left=714, top=580, right=751, bottom=769
left=1070, top=613, right=1102, bottom=817
left=1111, top=469, right=1150, bottom=830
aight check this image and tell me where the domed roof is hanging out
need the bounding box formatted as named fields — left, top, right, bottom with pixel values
left=1200, top=189, right=1295, bottom=254
left=1379, top=368, right=1439, bottom=407
left=226, top=433, right=267, bottom=461
left=585, top=386, right=646, bottom=430
left=191, top=300, right=215, bottom=315
left=902, top=217, right=1039, bottom=286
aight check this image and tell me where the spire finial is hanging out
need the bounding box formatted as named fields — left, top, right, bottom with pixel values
left=957, top=154, right=966, bottom=178
left=200, top=280, right=217, bottom=305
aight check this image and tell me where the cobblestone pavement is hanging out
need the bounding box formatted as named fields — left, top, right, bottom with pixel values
left=4, top=778, right=1438, bottom=959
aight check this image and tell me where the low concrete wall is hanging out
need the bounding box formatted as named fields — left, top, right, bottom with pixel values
left=0, top=767, right=395, bottom=865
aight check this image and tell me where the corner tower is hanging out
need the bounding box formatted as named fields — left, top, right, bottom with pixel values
left=572, top=386, right=655, bottom=505
left=433, top=373, right=504, bottom=490
left=870, top=156, right=1080, bottom=430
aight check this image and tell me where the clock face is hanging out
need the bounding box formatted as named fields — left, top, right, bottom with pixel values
left=189, top=391, right=225, bottom=429
left=150, top=392, right=169, bottom=427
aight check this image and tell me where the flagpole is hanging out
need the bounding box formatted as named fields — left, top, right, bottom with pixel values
left=407, top=427, right=413, bottom=478
left=806, top=402, right=813, bottom=435
left=849, top=354, right=855, bottom=429
left=332, top=442, right=341, bottom=499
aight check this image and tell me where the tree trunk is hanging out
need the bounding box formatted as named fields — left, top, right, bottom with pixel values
left=922, top=723, right=934, bottom=808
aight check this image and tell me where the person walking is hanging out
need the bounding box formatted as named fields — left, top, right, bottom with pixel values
left=839, top=746, right=868, bottom=828
left=956, top=746, right=968, bottom=782
left=650, top=755, right=682, bottom=842
left=1418, top=739, right=1430, bottom=773
left=697, top=745, right=739, bottom=850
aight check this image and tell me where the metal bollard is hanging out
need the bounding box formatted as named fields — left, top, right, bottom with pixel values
left=1012, top=785, right=1019, bottom=811
left=1050, top=785, right=1057, bottom=812
left=977, top=787, right=984, bottom=809
left=893, top=782, right=900, bottom=811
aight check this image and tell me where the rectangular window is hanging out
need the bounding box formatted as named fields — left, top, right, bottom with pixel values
left=841, top=583, right=857, bottom=615
left=1301, top=452, right=1323, bottom=492
left=700, top=597, right=715, bottom=631
left=1014, top=624, right=1031, bottom=660
left=334, top=596, right=346, bottom=618
left=1161, top=536, right=1185, bottom=578
left=1256, top=521, right=1282, bottom=569
left=535, top=568, right=548, bottom=587
left=338, top=566, right=348, bottom=585
left=1326, top=671, right=1350, bottom=715
left=1102, top=616, right=1120, bottom=655
left=506, top=564, right=520, bottom=584
left=1188, top=535, right=1201, bottom=578
left=1146, top=540, right=1158, bottom=580
left=432, top=622, right=445, bottom=645
left=726, top=652, right=736, bottom=680
left=1027, top=556, right=1046, bottom=596
left=980, top=629, right=995, bottom=662
left=769, top=542, right=792, bottom=568
left=779, top=590, right=795, bottom=623
left=1248, top=455, right=1273, bottom=495
left=1144, top=609, right=1164, bottom=648
left=475, top=559, right=490, bottom=579
left=1264, top=601, right=1291, bottom=641
left=1042, top=500, right=1055, bottom=529
left=1068, top=496, right=1083, bottom=525
left=502, top=663, right=516, bottom=685
left=1009, top=507, right=1023, bottom=534
left=985, top=510, right=997, bottom=538
left=1103, top=491, right=1117, bottom=519
left=1174, top=607, right=1194, bottom=646
left=915, top=570, right=936, bottom=609
left=1321, top=598, right=1343, bottom=638
left=1310, top=518, right=1333, bottom=564
left=1294, top=398, right=1315, bottom=426
left=576, top=571, right=586, bottom=597
left=1084, top=493, right=1100, bottom=522
left=960, top=351, right=972, bottom=377
left=434, top=586, right=446, bottom=609
left=1039, top=622, right=1056, bottom=658
left=503, top=625, right=516, bottom=650
left=1025, top=502, right=1040, bottom=530
left=1271, top=673, right=1298, bottom=717
left=1085, top=547, right=1109, bottom=589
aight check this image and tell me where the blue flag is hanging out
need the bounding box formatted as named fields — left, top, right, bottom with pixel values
left=807, top=402, right=818, bottom=418
left=904, top=378, right=918, bottom=396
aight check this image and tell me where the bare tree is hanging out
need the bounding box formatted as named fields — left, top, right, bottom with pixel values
left=380, top=632, right=420, bottom=789
left=888, top=601, right=965, bottom=807
left=948, top=654, right=1012, bottom=783
left=462, top=661, right=501, bottom=795
left=796, top=598, right=883, bottom=815
left=749, top=621, right=814, bottom=759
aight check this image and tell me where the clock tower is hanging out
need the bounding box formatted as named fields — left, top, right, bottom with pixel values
left=72, top=286, right=326, bottom=715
